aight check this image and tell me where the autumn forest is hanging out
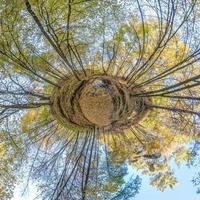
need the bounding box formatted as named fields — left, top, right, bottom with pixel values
left=1, top=0, right=200, bottom=200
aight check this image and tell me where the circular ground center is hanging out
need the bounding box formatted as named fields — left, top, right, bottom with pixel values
left=51, top=72, right=151, bottom=132
left=79, top=78, right=118, bottom=127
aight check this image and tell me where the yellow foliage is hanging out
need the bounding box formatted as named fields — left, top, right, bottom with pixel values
left=21, top=110, right=38, bottom=132
left=21, top=106, right=51, bottom=133
left=0, top=144, right=6, bottom=158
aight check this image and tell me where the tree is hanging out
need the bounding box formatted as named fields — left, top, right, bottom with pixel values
left=1, top=0, right=200, bottom=199
left=0, top=130, right=22, bottom=200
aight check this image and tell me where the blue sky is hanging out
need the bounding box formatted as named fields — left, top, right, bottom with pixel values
left=12, top=181, right=40, bottom=200
left=136, top=164, right=200, bottom=200
left=12, top=163, right=200, bottom=200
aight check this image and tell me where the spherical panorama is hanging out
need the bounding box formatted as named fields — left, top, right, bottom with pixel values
left=51, top=71, right=151, bottom=132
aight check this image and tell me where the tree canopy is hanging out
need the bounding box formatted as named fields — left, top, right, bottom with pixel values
left=1, top=0, right=200, bottom=199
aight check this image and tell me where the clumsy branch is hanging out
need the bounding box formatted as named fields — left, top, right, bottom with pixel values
left=24, top=0, right=80, bottom=80
left=148, top=104, right=200, bottom=117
